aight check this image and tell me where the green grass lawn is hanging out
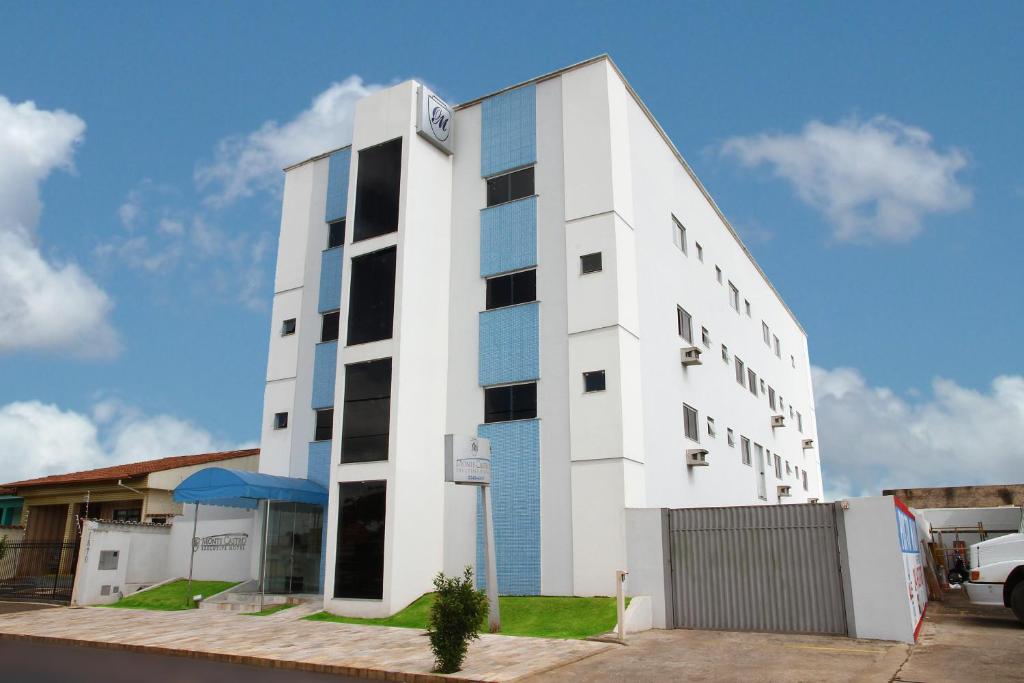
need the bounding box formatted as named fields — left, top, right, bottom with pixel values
left=104, top=580, right=238, bottom=611
left=241, top=602, right=297, bottom=616
left=306, top=594, right=625, bottom=639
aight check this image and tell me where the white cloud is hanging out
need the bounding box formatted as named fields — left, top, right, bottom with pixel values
left=813, top=366, right=1024, bottom=499
left=0, top=399, right=254, bottom=483
left=721, top=116, right=972, bottom=243
left=195, top=76, right=380, bottom=206
left=0, top=95, right=119, bottom=356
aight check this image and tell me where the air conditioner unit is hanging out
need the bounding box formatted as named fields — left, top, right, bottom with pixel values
left=808, top=497, right=820, bottom=503
left=680, top=346, right=703, bottom=366
left=802, top=438, right=814, bottom=449
left=685, top=448, right=710, bottom=467
left=771, top=415, right=786, bottom=428
left=777, top=485, right=792, bottom=497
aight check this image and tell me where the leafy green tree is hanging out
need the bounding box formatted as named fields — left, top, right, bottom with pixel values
left=427, top=567, right=489, bottom=673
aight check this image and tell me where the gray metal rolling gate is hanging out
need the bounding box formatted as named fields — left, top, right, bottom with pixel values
left=668, top=503, right=847, bottom=635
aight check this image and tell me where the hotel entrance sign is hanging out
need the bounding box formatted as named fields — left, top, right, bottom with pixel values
left=417, top=85, right=454, bottom=155
left=444, top=434, right=491, bottom=485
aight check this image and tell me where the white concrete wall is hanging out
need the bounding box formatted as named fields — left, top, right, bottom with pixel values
left=624, top=507, right=670, bottom=628
left=72, top=521, right=171, bottom=605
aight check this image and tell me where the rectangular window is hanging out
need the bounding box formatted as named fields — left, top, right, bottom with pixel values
left=486, top=269, right=536, bottom=310
left=353, top=138, right=402, bottom=242
left=797, top=411, right=804, bottom=433
left=748, top=369, right=758, bottom=396
left=112, top=508, right=142, bottom=523
left=696, top=242, right=704, bottom=262
left=768, top=386, right=777, bottom=411
left=721, top=344, right=729, bottom=362
left=727, top=428, right=735, bottom=447
left=484, top=382, right=537, bottom=423
left=774, top=454, right=782, bottom=478
left=321, top=311, right=340, bottom=343
left=583, top=370, right=606, bottom=393
left=701, top=327, right=711, bottom=347
left=672, top=215, right=687, bottom=253
left=774, top=335, right=781, bottom=358
left=486, top=166, right=534, bottom=207
left=735, top=357, right=745, bottom=386
left=741, top=436, right=751, bottom=465
left=755, top=444, right=767, bottom=499
left=790, top=405, right=795, bottom=419
left=334, top=480, right=386, bottom=599
left=762, top=322, right=770, bottom=345
left=729, top=282, right=739, bottom=311
left=791, top=354, right=796, bottom=368
left=273, top=412, right=288, bottom=429
left=683, top=404, right=699, bottom=442
left=314, top=408, right=334, bottom=442
left=745, top=300, right=751, bottom=317
left=328, top=219, right=346, bottom=249
left=580, top=252, right=603, bottom=274
left=706, top=416, right=716, bottom=438
left=715, top=266, right=722, bottom=284
left=281, top=318, right=296, bottom=336
left=677, top=306, right=693, bottom=343
left=803, top=471, right=809, bottom=491
left=341, top=358, right=392, bottom=463
left=347, top=246, right=397, bottom=345
left=786, top=460, right=792, bottom=475
left=760, top=379, right=766, bottom=395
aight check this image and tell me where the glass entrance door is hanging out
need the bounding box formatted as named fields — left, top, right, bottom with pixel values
left=264, top=502, right=324, bottom=594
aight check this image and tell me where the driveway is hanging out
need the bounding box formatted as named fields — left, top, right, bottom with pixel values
left=529, top=595, right=1023, bottom=682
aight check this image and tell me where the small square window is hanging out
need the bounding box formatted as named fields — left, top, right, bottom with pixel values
left=583, top=370, right=606, bottom=393
left=281, top=318, right=297, bottom=336
left=321, top=311, right=340, bottom=343
left=701, top=327, right=711, bottom=347
left=715, top=266, right=723, bottom=284
left=328, top=219, right=346, bottom=249
left=580, top=252, right=603, bottom=274
left=696, top=242, right=704, bottom=262
left=727, top=428, right=735, bottom=447
left=706, top=416, right=716, bottom=438
left=273, top=412, right=288, bottom=429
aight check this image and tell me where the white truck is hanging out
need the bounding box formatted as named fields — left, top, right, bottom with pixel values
left=964, top=507, right=1024, bottom=624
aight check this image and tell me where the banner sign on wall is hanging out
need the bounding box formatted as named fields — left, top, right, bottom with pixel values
left=417, top=85, right=454, bottom=155
left=894, top=499, right=928, bottom=639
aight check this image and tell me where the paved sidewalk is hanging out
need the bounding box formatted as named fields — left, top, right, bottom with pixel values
left=0, top=605, right=609, bottom=682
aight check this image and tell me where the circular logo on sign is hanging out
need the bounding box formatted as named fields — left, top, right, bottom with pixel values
left=428, top=94, right=451, bottom=142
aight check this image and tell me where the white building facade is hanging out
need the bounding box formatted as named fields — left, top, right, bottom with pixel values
left=258, top=55, right=824, bottom=616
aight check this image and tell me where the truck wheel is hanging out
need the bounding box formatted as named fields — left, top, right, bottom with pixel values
left=1012, top=582, right=1024, bottom=625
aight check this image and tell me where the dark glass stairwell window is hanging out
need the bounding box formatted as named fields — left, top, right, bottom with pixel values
left=328, top=219, right=346, bottom=249
left=347, top=246, right=397, bottom=345
left=484, top=382, right=537, bottom=423
left=485, top=269, right=536, bottom=310
left=314, top=408, right=333, bottom=442
left=486, top=166, right=534, bottom=207
left=335, top=480, right=386, bottom=599
left=353, top=138, right=402, bottom=242
left=341, top=358, right=392, bottom=463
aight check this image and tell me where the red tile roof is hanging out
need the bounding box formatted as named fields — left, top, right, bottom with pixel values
left=0, top=488, right=14, bottom=496
left=2, top=448, right=259, bottom=490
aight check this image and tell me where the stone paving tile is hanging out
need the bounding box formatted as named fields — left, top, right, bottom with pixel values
left=0, top=606, right=609, bottom=682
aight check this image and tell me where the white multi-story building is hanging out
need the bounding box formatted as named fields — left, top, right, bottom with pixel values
left=256, top=55, right=823, bottom=616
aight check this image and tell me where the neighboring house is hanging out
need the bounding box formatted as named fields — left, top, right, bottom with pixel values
left=883, top=484, right=1024, bottom=509
left=0, top=489, right=23, bottom=527
left=254, top=54, right=823, bottom=617
left=2, top=449, right=259, bottom=542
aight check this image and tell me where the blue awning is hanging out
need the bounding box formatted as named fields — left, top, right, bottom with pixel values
left=173, top=467, right=328, bottom=509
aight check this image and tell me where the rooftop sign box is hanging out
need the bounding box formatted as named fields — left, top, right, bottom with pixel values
left=444, top=434, right=491, bottom=485
left=417, top=85, right=453, bottom=155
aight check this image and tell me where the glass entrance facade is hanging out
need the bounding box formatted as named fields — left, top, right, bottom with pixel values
left=265, top=502, right=324, bottom=594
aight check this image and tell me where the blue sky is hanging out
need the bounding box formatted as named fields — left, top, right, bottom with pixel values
left=1, top=2, right=1021, bottom=494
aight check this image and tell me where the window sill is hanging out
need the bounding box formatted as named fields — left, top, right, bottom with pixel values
left=481, top=193, right=538, bottom=211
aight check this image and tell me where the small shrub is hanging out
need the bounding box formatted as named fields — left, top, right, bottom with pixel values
left=427, top=567, right=489, bottom=674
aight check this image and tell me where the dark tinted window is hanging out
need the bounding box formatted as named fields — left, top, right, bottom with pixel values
left=321, top=311, right=340, bottom=343
left=484, top=383, right=537, bottom=423
left=341, top=358, right=392, bottom=463
left=314, top=408, right=334, bottom=442
left=485, top=269, right=536, bottom=310
left=583, top=370, right=606, bottom=393
left=347, top=246, right=397, bottom=345
left=485, top=167, right=534, bottom=207
left=580, top=252, right=602, bottom=274
left=281, top=318, right=297, bottom=336
left=328, top=219, right=346, bottom=249
left=334, top=480, right=386, bottom=599
left=273, top=412, right=288, bottom=429
left=353, top=138, right=402, bottom=242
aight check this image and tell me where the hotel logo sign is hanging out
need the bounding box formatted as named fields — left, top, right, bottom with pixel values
left=444, top=434, right=491, bottom=485
left=192, top=532, right=248, bottom=552
left=417, top=85, right=454, bottom=155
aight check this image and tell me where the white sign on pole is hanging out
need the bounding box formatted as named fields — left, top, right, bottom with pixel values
left=444, top=434, right=491, bottom=485
left=416, top=85, right=454, bottom=155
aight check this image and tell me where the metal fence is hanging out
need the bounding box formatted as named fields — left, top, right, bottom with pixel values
left=0, top=540, right=80, bottom=603
left=668, top=503, right=847, bottom=635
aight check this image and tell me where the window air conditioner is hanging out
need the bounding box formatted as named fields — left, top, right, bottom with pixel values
left=802, top=438, right=814, bottom=449
left=685, top=448, right=710, bottom=467
left=777, top=485, right=792, bottom=497
left=771, top=415, right=786, bottom=428
left=808, top=497, right=820, bottom=503
left=680, top=346, right=703, bottom=366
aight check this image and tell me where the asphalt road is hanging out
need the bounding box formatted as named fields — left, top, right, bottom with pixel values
left=0, top=638, right=370, bottom=682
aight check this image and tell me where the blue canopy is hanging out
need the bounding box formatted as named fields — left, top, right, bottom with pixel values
left=173, top=467, right=328, bottom=509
